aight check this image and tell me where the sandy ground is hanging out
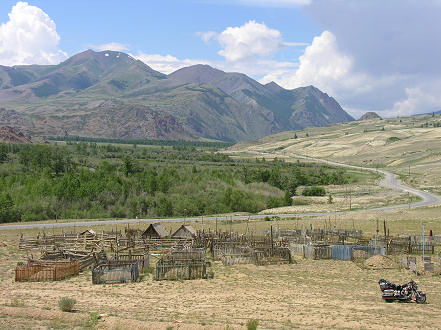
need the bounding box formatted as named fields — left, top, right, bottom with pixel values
left=260, top=186, right=410, bottom=215
left=1, top=231, right=441, bottom=329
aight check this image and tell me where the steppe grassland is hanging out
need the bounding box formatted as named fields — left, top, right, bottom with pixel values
left=1, top=115, right=441, bottom=329
left=229, top=114, right=441, bottom=195
left=1, top=216, right=441, bottom=329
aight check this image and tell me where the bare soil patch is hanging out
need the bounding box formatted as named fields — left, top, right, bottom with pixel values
left=363, top=255, right=397, bottom=269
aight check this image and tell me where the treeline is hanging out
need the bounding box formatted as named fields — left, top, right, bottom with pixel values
left=47, top=136, right=233, bottom=149
left=0, top=142, right=351, bottom=223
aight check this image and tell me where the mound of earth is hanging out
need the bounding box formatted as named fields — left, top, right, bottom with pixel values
left=359, top=112, right=382, bottom=121
left=0, top=126, right=32, bottom=143
left=363, top=255, right=397, bottom=269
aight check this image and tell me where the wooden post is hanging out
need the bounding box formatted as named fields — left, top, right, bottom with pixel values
left=271, top=225, right=274, bottom=253
left=230, top=216, right=232, bottom=237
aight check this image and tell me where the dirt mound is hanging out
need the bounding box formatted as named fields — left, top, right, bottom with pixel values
left=363, top=255, right=397, bottom=269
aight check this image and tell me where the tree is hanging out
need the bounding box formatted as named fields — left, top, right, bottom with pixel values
left=284, top=191, right=293, bottom=206
left=0, top=145, right=7, bottom=163
left=0, top=193, right=15, bottom=222
left=302, top=186, right=326, bottom=196
left=156, top=196, right=173, bottom=216
left=122, top=157, right=135, bottom=176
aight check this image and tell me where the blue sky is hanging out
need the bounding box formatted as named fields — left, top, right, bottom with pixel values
left=1, top=0, right=441, bottom=117
left=0, top=0, right=317, bottom=64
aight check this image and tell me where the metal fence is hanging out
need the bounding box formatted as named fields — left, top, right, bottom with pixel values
left=331, top=245, right=355, bottom=260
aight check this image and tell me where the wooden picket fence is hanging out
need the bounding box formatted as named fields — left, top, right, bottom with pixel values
left=15, top=260, right=79, bottom=282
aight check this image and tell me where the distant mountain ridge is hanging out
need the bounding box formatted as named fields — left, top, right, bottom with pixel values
left=0, top=125, right=32, bottom=143
left=359, top=112, right=382, bottom=120
left=0, top=50, right=354, bottom=142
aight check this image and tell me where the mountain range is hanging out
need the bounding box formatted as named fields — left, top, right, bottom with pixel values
left=0, top=50, right=354, bottom=142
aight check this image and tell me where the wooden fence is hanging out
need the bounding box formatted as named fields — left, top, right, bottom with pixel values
left=155, top=248, right=208, bottom=280
left=155, top=258, right=207, bottom=280
left=92, top=261, right=139, bottom=284
left=15, top=260, right=79, bottom=282
left=111, top=252, right=149, bottom=271
left=303, top=244, right=333, bottom=260
left=220, top=247, right=255, bottom=266
left=40, top=249, right=107, bottom=271
left=253, top=247, right=292, bottom=265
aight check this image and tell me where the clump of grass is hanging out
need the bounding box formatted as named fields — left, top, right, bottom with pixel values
left=58, top=297, right=76, bottom=312
left=86, top=312, right=99, bottom=328
left=139, top=267, right=155, bottom=281
left=247, top=319, right=259, bottom=330
left=8, top=297, right=24, bottom=307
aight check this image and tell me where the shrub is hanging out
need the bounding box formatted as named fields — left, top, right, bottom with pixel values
left=247, top=319, right=259, bottom=330
left=386, top=136, right=401, bottom=143
left=328, top=194, right=333, bottom=204
left=58, top=297, right=76, bottom=312
left=291, top=198, right=309, bottom=206
left=302, top=186, right=326, bottom=196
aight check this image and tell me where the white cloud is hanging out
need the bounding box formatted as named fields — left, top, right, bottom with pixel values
left=198, top=31, right=217, bottom=43
left=0, top=1, right=67, bottom=66
left=391, top=81, right=441, bottom=117
left=300, top=0, right=441, bottom=116
left=134, top=51, right=298, bottom=79
left=260, top=28, right=441, bottom=118
left=259, top=30, right=373, bottom=99
left=262, top=31, right=352, bottom=92
left=201, top=20, right=306, bottom=62
left=134, top=53, right=210, bottom=74
left=90, top=42, right=129, bottom=52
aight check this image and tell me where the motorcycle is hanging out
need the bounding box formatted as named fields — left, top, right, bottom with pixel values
left=378, top=279, right=426, bottom=303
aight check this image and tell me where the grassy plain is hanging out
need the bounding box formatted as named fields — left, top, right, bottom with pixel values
left=230, top=113, right=441, bottom=195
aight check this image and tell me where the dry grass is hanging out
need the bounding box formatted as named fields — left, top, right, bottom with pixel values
left=1, top=213, right=441, bottom=329
left=229, top=114, right=441, bottom=194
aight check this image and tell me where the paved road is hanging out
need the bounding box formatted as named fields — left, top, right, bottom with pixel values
left=1, top=154, right=440, bottom=230
left=294, top=154, right=441, bottom=210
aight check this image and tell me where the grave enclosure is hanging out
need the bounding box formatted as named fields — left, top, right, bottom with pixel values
left=13, top=225, right=441, bottom=284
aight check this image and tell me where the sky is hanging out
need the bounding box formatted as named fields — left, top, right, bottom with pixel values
left=0, top=0, right=440, bottom=118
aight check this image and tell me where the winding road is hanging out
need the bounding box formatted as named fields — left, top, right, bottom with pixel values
left=1, top=154, right=440, bottom=230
